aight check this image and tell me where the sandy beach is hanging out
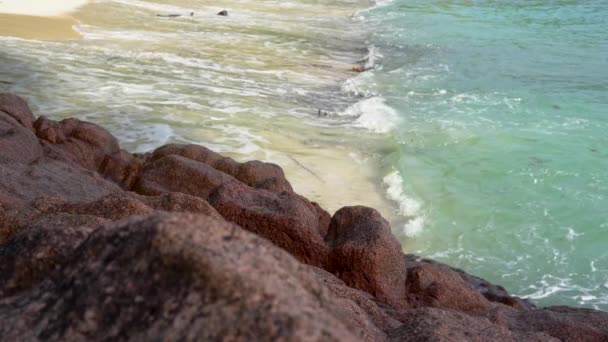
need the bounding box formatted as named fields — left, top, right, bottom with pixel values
left=0, top=0, right=88, bottom=39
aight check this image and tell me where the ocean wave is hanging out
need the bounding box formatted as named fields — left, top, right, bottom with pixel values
left=341, top=97, right=399, bottom=133
left=383, top=170, right=425, bottom=237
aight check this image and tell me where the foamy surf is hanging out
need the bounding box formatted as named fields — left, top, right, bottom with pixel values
left=383, top=170, right=425, bottom=237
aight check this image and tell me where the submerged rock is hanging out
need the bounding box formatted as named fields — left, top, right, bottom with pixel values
left=1, top=93, right=607, bottom=341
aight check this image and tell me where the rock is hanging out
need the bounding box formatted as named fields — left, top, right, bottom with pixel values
left=98, top=149, right=146, bottom=189
left=0, top=98, right=43, bottom=164
left=312, top=267, right=402, bottom=334
left=499, top=306, right=608, bottom=342
left=217, top=10, right=228, bottom=16
left=0, top=213, right=363, bottom=341
left=0, top=224, right=93, bottom=298
left=404, top=254, right=534, bottom=310
left=150, top=144, right=293, bottom=193
left=405, top=262, right=492, bottom=313
left=386, top=308, right=557, bottom=342
left=34, top=116, right=120, bottom=172
left=209, top=180, right=330, bottom=267
left=0, top=158, right=121, bottom=204
left=0, top=93, right=36, bottom=130
left=134, top=154, right=234, bottom=198
left=326, top=206, right=407, bottom=307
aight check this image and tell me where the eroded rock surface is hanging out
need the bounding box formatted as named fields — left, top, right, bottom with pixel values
left=1, top=93, right=607, bottom=341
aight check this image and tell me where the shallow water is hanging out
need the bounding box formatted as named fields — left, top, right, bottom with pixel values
left=0, top=0, right=398, bottom=216
left=362, top=0, right=608, bottom=309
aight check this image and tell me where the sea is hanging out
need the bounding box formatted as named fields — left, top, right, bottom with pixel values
left=1, top=0, right=607, bottom=310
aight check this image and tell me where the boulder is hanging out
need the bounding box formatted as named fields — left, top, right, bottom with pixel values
left=209, top=180, right=330, bottom=267
left=0, top=93, right=36, bottom=130
left=34, top=116, right=121, bottom=172
left=0, top=213, right=363, bottom=341
left=326, top=206, right=407, bottom=307
left=134, top=154, right=234, bottom=198
left=0, top=97, right=43, bottom=164
left=150, top=144, right=293, bottom=193
left=405, top=262, right=492, bottom=313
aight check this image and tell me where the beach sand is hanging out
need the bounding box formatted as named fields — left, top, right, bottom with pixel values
left=0, top=0, right=88, bottom=40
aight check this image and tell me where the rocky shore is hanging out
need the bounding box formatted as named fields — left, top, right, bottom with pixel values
left=0, top=93, right=606, bottom=341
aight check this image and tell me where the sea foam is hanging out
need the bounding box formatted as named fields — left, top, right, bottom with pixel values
left=383, top=170, right=425, bottom=237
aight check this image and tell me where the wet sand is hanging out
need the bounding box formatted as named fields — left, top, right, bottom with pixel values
left=0, top=13, right=80, bottom=40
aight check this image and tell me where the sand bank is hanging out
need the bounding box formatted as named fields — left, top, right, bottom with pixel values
left=0, top=0, right=88, bottom=40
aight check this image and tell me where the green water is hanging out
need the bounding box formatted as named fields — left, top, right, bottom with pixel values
left=362, top=0, right=608, bottom=309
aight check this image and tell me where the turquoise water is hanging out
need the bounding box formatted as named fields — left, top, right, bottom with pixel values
left=363, top=0, right=608, bottom=309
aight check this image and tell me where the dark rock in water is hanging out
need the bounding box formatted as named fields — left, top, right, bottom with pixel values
left=157, top=13, right=182, bottom=18
left=217, top=10, right=228, bottom=16
left=1, top=93, right=608, bottom=341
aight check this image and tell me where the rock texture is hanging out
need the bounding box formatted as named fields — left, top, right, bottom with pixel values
left=1, top=93, right=607, bottom=341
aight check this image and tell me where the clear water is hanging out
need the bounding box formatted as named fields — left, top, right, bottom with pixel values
left=361, top=0, right=608, bottom=309
left=1, top=0, right=607, bottom=310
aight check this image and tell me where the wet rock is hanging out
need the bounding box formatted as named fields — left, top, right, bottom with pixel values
left=217, top=10, right=228, bottom=16
left=209, top=180, right=330, bottom=267
left=326, top=206, right=407, bottom=307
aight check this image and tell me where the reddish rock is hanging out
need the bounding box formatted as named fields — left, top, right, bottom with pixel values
left=312, top=266, right=403, bottom=334
left=150, top=144, right=293, bottom=192
left=0, top=224, right=94, bottom=298
left=134, top=154, right=234, bottom=198
left=0, top=158, right=121, bottom=204
left=0, top=102, right=43, bottom=164
left=98, top=150, right=146, bottom=189
left=386, top=308, right=556, bottom=342
left=501, top=306, right=608, bottom=342
left=0, top=213, right=363, bottom=341
left=0, top=93, right=36, bottom=130
left=209, top=180, right=330, bottom=267
left=326, top=206, right=407, bottom=307
left=404, top=254, right=534, bottom=310
left=405, top=262, right=492, bottom=313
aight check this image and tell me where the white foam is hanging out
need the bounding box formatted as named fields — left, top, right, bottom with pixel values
left=383, top=170, right=425, bottom=237
left=341, top=72, right=377, bottom=98
left=566, top=228, right=583, bottom=241
left=361, top=45, right=383, bottom=70
left=342, top=97, right=399, bottom=133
